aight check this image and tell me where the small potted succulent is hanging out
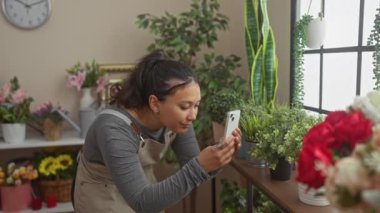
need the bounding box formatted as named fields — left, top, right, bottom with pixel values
left=252, top=105, right=322, bottom=180
left=207, top=89, right=243, bottom=144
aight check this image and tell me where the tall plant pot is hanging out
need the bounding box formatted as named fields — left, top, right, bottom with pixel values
left=1, top=123, right=26, bottom=144
left=270, top=158, right=291, bottom=181
left=79, top=108, right=96, bottom=138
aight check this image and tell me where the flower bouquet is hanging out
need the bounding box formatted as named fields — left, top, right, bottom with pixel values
left=0, top=77, right=34, bottom=143
left=32, top=102, right=69, bottom=141
left=0, top=161, right=38, bottom=212
left=296, top=91, right=380, bottom=211
left=66, top=60, right=108, bottom=110
left=35, top=152, right=76, bottom=202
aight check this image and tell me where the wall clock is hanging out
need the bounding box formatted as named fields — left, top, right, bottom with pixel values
left=1, top=0, right=52, bottom=29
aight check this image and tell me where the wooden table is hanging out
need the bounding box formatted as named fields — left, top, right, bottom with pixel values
left=230, top=159, right=335, bottom=213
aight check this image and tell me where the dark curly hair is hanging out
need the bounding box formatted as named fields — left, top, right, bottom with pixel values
left=113, top=51, right=198, bottom=108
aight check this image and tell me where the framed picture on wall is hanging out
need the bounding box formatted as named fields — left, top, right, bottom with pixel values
left=99, top=64, right=135, bottom=105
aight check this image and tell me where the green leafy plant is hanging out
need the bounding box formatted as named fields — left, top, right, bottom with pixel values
left=252, top=105, right=322, bottom=168
left=136, top=0, right=247, bottom=144
left=244, top=0, right=278, bottom=111
left=220, top=179, right=247, bottom=213
left=292, top=15, right=313, bottom=107
left=208, top=89, right=243, bottom=124
left=0, top=77, right=34, bottom=123
left=368, top=4, right=380, bottom=90
left=240, top=101, right=269, bottom=142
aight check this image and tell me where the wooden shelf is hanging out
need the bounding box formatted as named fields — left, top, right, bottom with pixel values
left=0, top=131, right=84, bottom=150
left=0, top=202, right=74, bottom=213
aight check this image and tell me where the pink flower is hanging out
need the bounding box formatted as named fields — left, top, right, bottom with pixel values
left=96, top=75, right=108, bottom=93
left=67, top=71, right=86, bottom=91
left=1, top=82, right=11, bottom=97
left=11, top=89, right=27, bottom=104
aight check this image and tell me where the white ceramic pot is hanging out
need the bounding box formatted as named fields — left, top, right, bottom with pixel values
left=306, top=17, right=326, bottom=49
left=80, top=87, right=96, bottom=110
left=1, top=123, right=26, bottom=144
left=298, top=183, right=330, bottom=206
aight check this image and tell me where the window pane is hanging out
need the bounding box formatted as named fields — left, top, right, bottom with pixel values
left=322, top=53, right=357, bottom=111
left=363, top=0, right=380, bottom=46
left=324, top=0, right=360, bottom=48
left=300, top=0, right=322, bottom=18
left=361, top=52, right=376, bottom=95
left=303, top=54, right=320, bottom=108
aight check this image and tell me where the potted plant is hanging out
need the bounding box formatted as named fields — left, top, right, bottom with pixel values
left=208, top=89, right=243, bottom=144
left=0, top=77, right=34, bottom=144
left=244, top=0, right=278, bottom=111
left=0, top=161, right=38, bottom=212
left=238, top=101, right=269, bottom=166
left=66, top=60, right=109, bottom=110
left=31, top=102, right=69, bottom=141
left=34, top=151, right=76, bottom=202
left=251, top=105, right=322, bottom=180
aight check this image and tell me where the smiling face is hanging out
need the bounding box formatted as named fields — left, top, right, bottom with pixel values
left=152, top=81, right=201, bottom=133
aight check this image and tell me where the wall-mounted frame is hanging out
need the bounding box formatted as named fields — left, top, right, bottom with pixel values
left=99, top=63, right=135, bottom=105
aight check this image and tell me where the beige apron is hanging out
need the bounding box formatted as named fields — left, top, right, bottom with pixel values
left=74, top=109, right=176, bottom=213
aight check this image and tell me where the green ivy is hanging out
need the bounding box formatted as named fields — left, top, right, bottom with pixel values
left=368, top=5, right=380, bottom=90
left=292, top=15, right=312, bottom=107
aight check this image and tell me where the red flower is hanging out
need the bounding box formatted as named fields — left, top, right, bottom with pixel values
left=332, top=111, right=372, bottom=150
left=303, top=122, right=335, bottom=148
left=297, top=110, right=373, bottom=189
left=296, top=143, right=333, bottom=188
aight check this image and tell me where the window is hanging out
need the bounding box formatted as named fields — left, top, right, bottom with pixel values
left=291, top=0, right=379, bottom=113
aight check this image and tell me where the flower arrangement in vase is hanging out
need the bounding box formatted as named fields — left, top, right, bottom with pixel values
left=296, top=90, right=380, bottom=211
left=32, top=102, right=69, bottom=141
left=0, top=161, right=38, bottom=212
left=66, top=60, right=108, bottom=109
left=34, top=152, right=76, bottom=202
left=0, top=77, right=34, bottom=143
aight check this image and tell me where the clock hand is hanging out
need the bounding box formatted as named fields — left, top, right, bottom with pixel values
left=14, top=0, right=30, bottom=8
left=29, top=0, right=46, bottom=7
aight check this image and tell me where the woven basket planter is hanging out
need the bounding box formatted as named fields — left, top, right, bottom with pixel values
left=39, top=179, right=72, bottom=202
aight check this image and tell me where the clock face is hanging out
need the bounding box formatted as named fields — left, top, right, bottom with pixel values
left=1, top=0, right=52, bottom=29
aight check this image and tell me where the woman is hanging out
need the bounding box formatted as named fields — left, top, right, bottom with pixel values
left=73, top=51, right=241, bottom=212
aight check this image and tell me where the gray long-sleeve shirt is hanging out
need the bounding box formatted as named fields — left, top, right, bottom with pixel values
left=82, top=106, right=213, bottom=212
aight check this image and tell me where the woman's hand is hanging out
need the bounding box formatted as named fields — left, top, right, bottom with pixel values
left=197, top=128, right=242, bottom=173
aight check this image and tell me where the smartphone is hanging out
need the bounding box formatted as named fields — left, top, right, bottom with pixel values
left=224, top=109, right=241, bottom=138
left=215, top=110, right=240, bottom=149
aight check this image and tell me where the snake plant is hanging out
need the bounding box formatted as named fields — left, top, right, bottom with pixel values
left=244, top=0, right=278, bottom=111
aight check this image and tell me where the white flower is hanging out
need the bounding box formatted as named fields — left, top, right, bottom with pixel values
left=352, top=91, right=380, bottom=124
left=334, top=157, right=369, bottom=194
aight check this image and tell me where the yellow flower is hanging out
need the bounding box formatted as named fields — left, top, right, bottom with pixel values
left=38, top=156, right=58, bottom=176
left=56, top=154, right=73, bottom=170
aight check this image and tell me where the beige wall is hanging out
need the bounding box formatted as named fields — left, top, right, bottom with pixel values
left=0, top=0, right=290, bottom=122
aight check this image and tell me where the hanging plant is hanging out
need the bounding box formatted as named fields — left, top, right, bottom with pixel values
left=368, top=5, right=380, bottom=90
left=292, top=15, right=313, bottom=107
